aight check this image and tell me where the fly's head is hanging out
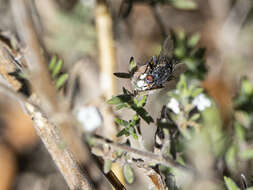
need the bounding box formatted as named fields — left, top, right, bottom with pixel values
left=131, top=55, right=175, bottom=92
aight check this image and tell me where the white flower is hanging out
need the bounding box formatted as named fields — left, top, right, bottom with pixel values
left=193, top=94, right=211, bottom=111
left=76, top=106, right=102, bottom=132
left=167, top=98, right=180, bottom=114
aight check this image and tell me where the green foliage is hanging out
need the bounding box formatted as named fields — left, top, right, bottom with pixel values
left=107, top=32, right=253, bottom=189
left=123, top=164, right=135, bottom=184
left=168, top=0, right=198, bottom=10
left=172, top=30, right=207, bottom=80
left=49, top=55, right=68, bottom=90
left=107, top=86, right=153, bottom=139
left=114, top=57, right=138, bottom=79
left=155, top=0, right=198, bottom=10
left=224, top=176, right=240, bottom=190
left=234, top=78, right=253, bottom=113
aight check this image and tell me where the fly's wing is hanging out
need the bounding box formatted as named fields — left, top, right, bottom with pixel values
left=160, top=35, right=174, bottom=58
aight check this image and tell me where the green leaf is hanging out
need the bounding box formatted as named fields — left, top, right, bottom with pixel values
left=123, top=164, right=135, bottom=184
left=187, top=33, right=200, bottom=47
left=224, top=176, right=239, bottom=190
left=18, top=72, right=28, bottom=79
left=190, top=113, right=200, bottom=121
left=131, top=106, right=153, bottom=124
left=56, top=73, right=69, bottom=89
left=129, top=57, right=137, bottom=71
left=115, top=103, right=129, bottom=110
left=114, top=72, right=131, bottom=79
left=129, top=128, right=138, bottom=140
left=117, top=129, right=130, bottom=137
left=191, top=88, right=203, bottom=97
left=107, top=94, right=132, bottom=105
left=170, top=0, right=198, bottom=10
left=114, top=118, right=129, bottom=127
left=49, top=55, right=57, bottom=71
left=137, top=95, right=147, bottom=107
left=52, top=59, right=63, bottom=79
left=241, top=79, right=253, bottom=95
left=103, top=159, right=112, bottom=174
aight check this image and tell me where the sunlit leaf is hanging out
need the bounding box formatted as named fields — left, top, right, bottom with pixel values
left=56, top=73, right=69, bottom=89
left=49, top=55, right=57, bottom=71
left=114, top=118, right=129, bottom=126
left=224, top=176, right=240, bottom=190
left=129, top=56, right=137, bottom=72
left=190, top=113, right=200, bottom=121
left=115, top=103, right=129, bottom=110
left=137, top=95, right=147, bottom=107
left=52, top=59, right=63, bottom=79
left=123, top=164, right=135, bottom=184
left=170, top=0, right=198, bottom=10
left=187, top=33, right=200, bottom=47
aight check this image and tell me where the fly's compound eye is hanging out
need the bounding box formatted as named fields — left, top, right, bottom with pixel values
left=146, top=75, right=154, bottom=83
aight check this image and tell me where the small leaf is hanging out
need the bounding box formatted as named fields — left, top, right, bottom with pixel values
left=129, top=127, right=138, bottom=140
left=137, top=95, right=147, bottom=107
left=115, top=103, right=129, bottom=110
left=117, top=129, right=130, bottom=137
left=129, top=56, right=137, bottom=71
left=131, top=106, right=154, bottom=124
left=132, top=132, right=138, bottom=140
left=115, top=118, right=129, bottom=126
left=107, top=94, right=132, bottom=105
left=123, top=164, right=135, bottom=184
left=114, top=72, right=131, bottom=79
left=18, top=72, right=28, bottom=79
left=224, top=176, right=240, bottom=190
left=49, top=55, right=57, bottom=71
left=190, top=113, right=200, bottom=121
left=56, top=73, right=69, bottom=89
left=191, top=88, right=203, bottom=97
left=132, top=115, right=139, bottom=123
left=103, top=159, right=112, bottom=174
left=187, top=33, right=200, bottom=47
left=52, top=59, right=63, bottom=79
left=241, top=78, right=253, bottom=95
left=170, top=0, right=198, bottom=10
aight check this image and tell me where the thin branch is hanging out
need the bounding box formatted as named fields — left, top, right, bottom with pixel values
left=11, top=0, right=60, bottom=115
left=91, top=135, right=192, bottom=172
left=0, top=82, right=94, bottom=190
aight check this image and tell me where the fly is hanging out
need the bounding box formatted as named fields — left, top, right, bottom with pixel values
left=131, top=36, right=180, bottom=92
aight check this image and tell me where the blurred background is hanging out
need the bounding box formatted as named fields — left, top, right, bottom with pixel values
left=0, top=0, right=253, bottom=189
